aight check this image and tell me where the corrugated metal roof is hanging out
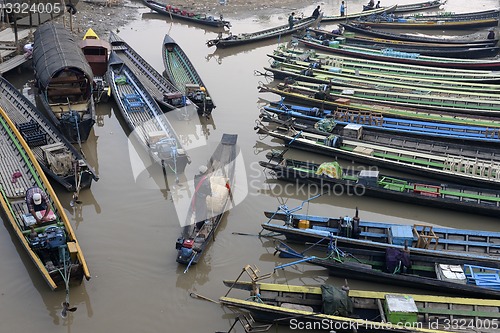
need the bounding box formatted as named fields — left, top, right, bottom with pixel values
left=33, top=22, right=93, bottom=89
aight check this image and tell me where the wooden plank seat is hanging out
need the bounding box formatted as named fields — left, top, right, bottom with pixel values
left=47, top=87, right=83, bottom=97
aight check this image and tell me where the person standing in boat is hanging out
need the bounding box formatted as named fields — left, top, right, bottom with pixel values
left=193, top=165, right=212, bottom=230
left=288, top=12, right=295, bottom=29
left=340, top=1, right=345, bottom=16
left=488, top=29, right=496, bottom=40
left=312, top=5, right=321, bottom=19
left=25, top=187, right=50, bottom=225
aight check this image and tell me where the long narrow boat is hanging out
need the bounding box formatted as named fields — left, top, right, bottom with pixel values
left=341, top=22, right=499, bottom=45
left=268, top=55, right=500, bottom=93
left=0, top=105, right=90, bottom=290
left=78, top=28, right=111, bottom=103
left=355, top=16, right=499, bottom=29
left=260, top=151, right=500, bottom=217
left=0, top=76, right=98, bottom=192
left=221, top=279, right=500, bottom=332
left=306, top=28, right=500, bottom=56
left=273, top=80, right=500, bottom=115
left=260, top=204, right=500, bottom=261
left=162, top=34, right=215, bottom=116
left=255, top=121, right=500, bottom=189
left=261, top=102, right=500, bottom=145
left=299, top=38, right=500, bottom=70
left=265, top=62, right=499, bottom=99
left=33, top=22, right=95, bottom=144
left=271, top=47, right=500, bottom=83
left=108, top=31, right=191, bottom=112
left=393, top=0, right=444, bottom=13
left=274, top=245, right=500, bottom=299
left=141, top=0, right=231, bottom=28
left=206, top=16, right=317, bottom=48
left=258, top=84, right=500, bottom=128
left=320, top=4, right=397, bottom=22
left=107, top=52, right=190, bottom=174
left=401, top=8, right=500, bottom=20
left=176, top=134, right=237, bottom=271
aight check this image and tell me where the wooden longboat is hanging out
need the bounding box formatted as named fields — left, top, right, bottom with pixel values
left=0, top=105, right=90, bottom=290
left=162, top=34, right=215, bottom=116
left=206, top=16, right=317, bottom=48
left=306, top=28, right=500, bottom=56
left=393, top=0, right=444, bottom=13
left=299, top=38, right=500, bottom=70
left=355, top=16, right=499, bottom=29
left=274, top=80, right=500, bottom=116
left=78, top=28, right=111, bottom=103
left=401, top=8, right=500, bottom=21
left=261, top=102, right=500, bottom=145
left=254, top=121, right=500, bottom=189
left=258, top=84, right=500, bottom=128
left=271, top=47, right=500, bottom=83
left=259, top=112, right=500, bottom=162
left=274, top=246, right=500, bottom=299
left=265, top=62, right=499, bottom=100
left=33, top=22, right=95, bottom=144
left=141, top=0, right=231, bottom=28
left=175, top=134, right=237, bottom=271
left=108, top=31, right=191, bottom=112
left=261, top=206, right=500, bottom=260
left=221, top=279, right=500, bottom=332
left=341, top=22, right=499, bottom=45
left=0, top=76, right=98, bottom=192
left=107, top=52, right=190, bottom=174
left=268, top=55, right=500, bottom=93
left=320, top=5, right=397, bottom=23
left=260, top=155, right=500, bottom=218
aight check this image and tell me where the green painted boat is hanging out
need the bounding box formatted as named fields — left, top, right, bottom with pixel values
left=258, top=84, right=500, bottom=128
left=255, top=120, right=500, bottom=188
left=272, top=47, right=500, bottom=82
left=266, top=60, right=500, bottom=97
left=276, top=80, right=500, bottom=115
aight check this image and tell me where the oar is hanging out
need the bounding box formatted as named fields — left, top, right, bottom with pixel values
left=60, top=247, right=77, bottom=318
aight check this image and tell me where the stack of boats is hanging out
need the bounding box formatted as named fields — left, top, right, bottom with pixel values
left=223, top=5, right=500, bottom=332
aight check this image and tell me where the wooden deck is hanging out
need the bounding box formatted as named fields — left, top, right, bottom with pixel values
left=0, top=54, right=29, bottom=75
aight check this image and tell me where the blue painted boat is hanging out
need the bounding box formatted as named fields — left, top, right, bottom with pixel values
left=261, top=205, right=500, bottom=267
left=261, top=101, right=500, bottom=145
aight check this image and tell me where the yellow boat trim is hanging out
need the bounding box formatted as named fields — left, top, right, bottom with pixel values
left=83, top=28, right=99, bottom=40
left=220, top=297, right=445, bottom=333
left=0, top=106, right=91, bottom=286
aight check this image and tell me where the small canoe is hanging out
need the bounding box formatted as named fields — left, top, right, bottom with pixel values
left=206, top=16, right=317, bottom=48
left=162, top=34, right=215, bottom=116
left=261, top=204, right=500, bottom=261
left=109, top=31, right=191, bottom=112
left=141, top=0, right=231, bottom=28
left=107, top=52, right=190, bottom=174
left=0, top=76, right=98, bottom=192
left=221, top=279, right=500, bottom=332
left=0, top=105, right=90, bottom=290
left=176, top=134, right=237, bottom=271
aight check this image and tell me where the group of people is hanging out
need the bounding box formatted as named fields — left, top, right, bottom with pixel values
left=289, top=1, right=381, bottom=23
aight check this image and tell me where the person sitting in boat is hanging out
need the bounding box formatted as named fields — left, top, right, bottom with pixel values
left=312, top=5, right=321, bottom=19
left=288, top=12, right=295, bottom=30
left=367, top=0, right=375, bottom=9
left=25, top=187, right=50, bottom=225
left=375, top=1, right=381, bottom=8
left=193, top=165, right=212, bottom=230
left=488, top=29, right=496, bottom=40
